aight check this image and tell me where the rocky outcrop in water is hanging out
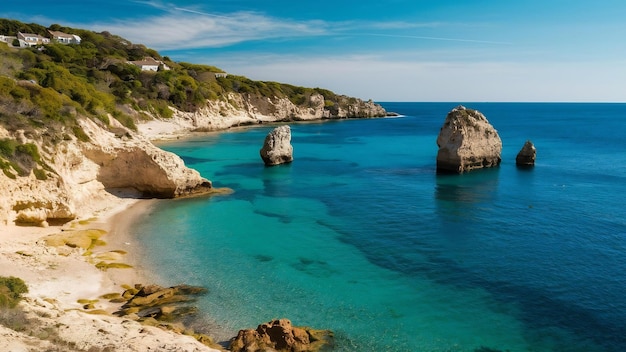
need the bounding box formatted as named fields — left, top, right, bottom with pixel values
left=436, top=105, right=502, bottom=173
left=260, top=125, right=294, bottom=166
left=516, top=140, right=536, bottom=166
left=229, top=318, right=334, bottom=352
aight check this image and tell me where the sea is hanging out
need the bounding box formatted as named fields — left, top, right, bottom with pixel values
left=129, top=102, right=626, bottom=351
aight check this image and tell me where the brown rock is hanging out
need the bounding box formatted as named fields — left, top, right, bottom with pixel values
left=436, top=105, right=502, bottom=173
left=230, top=318, right=333, bottom=352
left=516, top=140, right=536, bottom=166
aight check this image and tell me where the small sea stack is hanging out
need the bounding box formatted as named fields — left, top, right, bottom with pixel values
left=516, top=140, right=536, bottom=166
left=436, top=105, right=502, bottom=173
left=260, top=125, right=294, bottom=166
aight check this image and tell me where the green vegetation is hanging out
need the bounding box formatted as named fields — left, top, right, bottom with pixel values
left=0, top=18, right=369, bottom=154
left=0, top=137, right=50, bottom=177
left=0, top=276, right=28, bottom=308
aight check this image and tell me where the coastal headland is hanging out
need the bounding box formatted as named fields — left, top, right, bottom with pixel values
left=0, top=19, right=385, bottom=351
left=0, top=105, right=380, bottom=351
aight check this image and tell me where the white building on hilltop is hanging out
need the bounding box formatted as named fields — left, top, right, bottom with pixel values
left=48, top=30, right=81, bottom=44
left=17, top=32, right=50, bottom=47
left=128, top=57, right=170, bottom=72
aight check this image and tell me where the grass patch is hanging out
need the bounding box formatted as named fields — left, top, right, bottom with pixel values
left=33, top=167, right=47, bottom=180
left=0, top=276, right=28, bottom=308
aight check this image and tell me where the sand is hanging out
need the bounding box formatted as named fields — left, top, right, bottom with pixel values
left=0, top=194, right=222, bottom=351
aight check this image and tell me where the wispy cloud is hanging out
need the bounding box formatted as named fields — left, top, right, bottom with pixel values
left=83, top=3, right=504, bottom=50
left=362, top=33, right=511, bottom=45
left=89, top=5, right=328, bottom=49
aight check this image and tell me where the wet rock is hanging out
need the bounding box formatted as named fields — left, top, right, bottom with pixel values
left=516, top=140, right=536, bottom=166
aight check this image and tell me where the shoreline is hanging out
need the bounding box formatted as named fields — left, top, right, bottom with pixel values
left=0, top=193, right=222, bottom=351
left=1, top=114, right=353, bottom=351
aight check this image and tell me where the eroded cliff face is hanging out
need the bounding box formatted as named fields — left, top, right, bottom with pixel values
left=1, top=92, right=383, bottom=226
left=80, top=118, right=211, bottom=198
left=0, top=117, right=211, bottom=226
left=157, top=92, right=386, bottom=133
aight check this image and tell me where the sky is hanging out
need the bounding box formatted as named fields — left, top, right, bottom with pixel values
left=2, top=0, right=625, bottom=102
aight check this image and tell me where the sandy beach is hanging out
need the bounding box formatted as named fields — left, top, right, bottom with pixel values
left=0, top=191, right=222, bottom=351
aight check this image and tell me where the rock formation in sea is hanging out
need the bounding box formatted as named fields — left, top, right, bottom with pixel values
left=229, top=318, right=334, bottom=352
left=260, top=125, right=294, bottom=166
left=516, top=140, right=536, bottom=166
left=436, top=105, right=502, bottom=173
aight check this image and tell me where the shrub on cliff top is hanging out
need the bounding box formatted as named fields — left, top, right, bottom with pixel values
left=0, top=276, right=28, bottom=308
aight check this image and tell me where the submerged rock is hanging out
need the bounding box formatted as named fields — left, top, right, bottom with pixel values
left=260, top=125, right=294, bottom=166
left=229, top=318, right=333, bottom=352
left=516, top=140, right=536, bottom=166
left=436, top=105, right=502, bottom=173
left=115, top=284, right=207, bottom=322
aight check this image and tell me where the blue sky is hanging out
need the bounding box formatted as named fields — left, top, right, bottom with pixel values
left=2, top=0, right=625, bottom=102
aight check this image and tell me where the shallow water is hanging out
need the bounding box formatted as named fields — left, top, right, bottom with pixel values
left=132, top=103, right=626, bottom=351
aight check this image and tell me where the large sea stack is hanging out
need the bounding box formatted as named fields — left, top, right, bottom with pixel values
left=436, top=105, right=502, bottom=173
left=260, top=125, right=294, bottom=166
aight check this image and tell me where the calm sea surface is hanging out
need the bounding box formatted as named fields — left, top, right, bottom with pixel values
left=131, top=103, right=626, bottom=351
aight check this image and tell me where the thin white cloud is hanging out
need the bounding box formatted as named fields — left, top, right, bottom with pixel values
left=362, top=33, right=511, bottom=45
left=172, top=7, right=231, bottom=19
left=82, top=3, right=505, bottom=50
left=90, top=9, right=328, bottom=49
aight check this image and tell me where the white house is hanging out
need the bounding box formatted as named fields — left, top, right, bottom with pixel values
left=48, top=30, right=81, bottom=44
left=128, top=57, right=170, bottom=72
left=0, top=35, right=17, bottom=45
left=17, top=32, right=50, bottom=47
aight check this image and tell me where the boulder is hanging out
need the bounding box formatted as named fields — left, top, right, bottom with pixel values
left=436, top=105, right=502, bottom=173
left=516, top=140, right=536, bottom=166
left=229, top=318, right=333, bottom=352
left=260, top=125, right=294, bottom=166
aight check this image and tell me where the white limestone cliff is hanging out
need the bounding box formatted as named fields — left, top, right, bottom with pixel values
left=139, top=92, right=386, bottom=139
left=0, top=116, right=211, bottom=226
left=0, top=92, right=384, bottom=225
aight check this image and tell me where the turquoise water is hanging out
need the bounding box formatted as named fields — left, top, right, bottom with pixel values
left=131, top=103, right=626, bottom=351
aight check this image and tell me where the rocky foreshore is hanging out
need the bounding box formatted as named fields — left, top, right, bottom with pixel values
left=0, top=199, right=223, bottom=351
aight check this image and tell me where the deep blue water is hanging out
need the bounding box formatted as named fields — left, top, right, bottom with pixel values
left=131, top=103, right=626, bottom=351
